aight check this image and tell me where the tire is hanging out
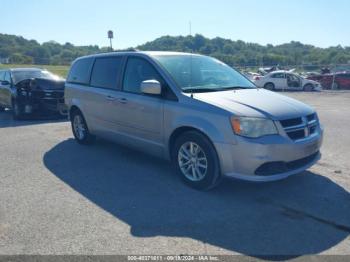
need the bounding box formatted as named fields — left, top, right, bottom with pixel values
left=0, top=106, right=5, bottom=112
left=12, top=99, right=24, bottom=120
left=303, top=84, right=314, bottom=92
left=172, top=131, right=222, bottom=190
left=71, top=109, right=95, bottom=145
left=264, top=83, right=275, bottom=91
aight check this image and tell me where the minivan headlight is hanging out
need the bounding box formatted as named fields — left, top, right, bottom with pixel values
left=230, top=116, right=278, bottom=138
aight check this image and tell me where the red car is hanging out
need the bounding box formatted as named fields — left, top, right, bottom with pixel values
left=307, top=72, right=350, bottom=90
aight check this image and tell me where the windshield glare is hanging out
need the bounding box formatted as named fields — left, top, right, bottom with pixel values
left=153, top=55, right=256, bottom=92
left=12, top=70, right=61, bottom=84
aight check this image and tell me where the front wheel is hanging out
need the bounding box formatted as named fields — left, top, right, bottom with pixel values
left=303, top=84, right=314, bottom=92
left=71, top=110, right=95, bottom=145
left=12, top=100, right=24, bottom=120
left=172, top=131, right=222, bottom=190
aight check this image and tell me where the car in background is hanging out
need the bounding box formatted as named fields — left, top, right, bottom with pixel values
left=253, top=70, right=322, bottom=91
left=307, top=72, right=350, bottom=90
left=0, top=68, right=66, bottom=119
left=243, top=71, right=262, bottom=81
left=65, top=51, right=323, bottom=190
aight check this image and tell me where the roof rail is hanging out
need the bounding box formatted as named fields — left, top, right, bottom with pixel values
left=113, top=48, right=140, bottom=52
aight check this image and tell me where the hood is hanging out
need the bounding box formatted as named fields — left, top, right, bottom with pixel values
left=308, top=79, right=321, bottom=85
left=15, top=78, right=65, bottom=91
left=192, top=89, right=314, bottom=120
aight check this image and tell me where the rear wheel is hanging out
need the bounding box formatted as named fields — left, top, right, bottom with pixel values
left=172, top=131, right=222, bottom=190
left=71, top=110, right=95, bottom=145
left=264, top=83, right=275, bottom=91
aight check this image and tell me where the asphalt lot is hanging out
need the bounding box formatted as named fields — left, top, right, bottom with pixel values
left=0, top=91, right=349, bottom=257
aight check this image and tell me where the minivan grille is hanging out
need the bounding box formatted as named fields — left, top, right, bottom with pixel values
left=280, top=113, right=318, bottom=141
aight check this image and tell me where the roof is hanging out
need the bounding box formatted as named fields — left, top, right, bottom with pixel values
left=75, top=51, right=202, bottom=61
left=268, top=70, right=289, bottom=74
left=8, top=68, right=43, bottom=72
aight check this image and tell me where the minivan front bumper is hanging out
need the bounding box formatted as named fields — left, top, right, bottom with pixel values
left=215, top=126, right=324, bottom=182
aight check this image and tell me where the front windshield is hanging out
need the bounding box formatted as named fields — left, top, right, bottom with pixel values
left=153, top=55, right=256, bottom=93
left=12, top=70, right=61, bottom=84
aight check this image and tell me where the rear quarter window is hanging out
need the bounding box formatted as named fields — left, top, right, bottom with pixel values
left=67, top=57, right=94, bottom=85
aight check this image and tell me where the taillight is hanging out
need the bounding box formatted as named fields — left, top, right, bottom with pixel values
left=254, top=76, right=260, bottom=81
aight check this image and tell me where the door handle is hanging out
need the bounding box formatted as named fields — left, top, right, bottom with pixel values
left=118, top=98, right=128, bottom=104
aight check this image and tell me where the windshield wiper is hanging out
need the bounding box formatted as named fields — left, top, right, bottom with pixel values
left=182, top=87, right=221, bottom=93
left=217, top=86, right=253, bottom=91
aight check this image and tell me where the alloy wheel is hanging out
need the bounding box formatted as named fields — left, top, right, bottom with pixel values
left=73, top=114, right=86, bottom=140
left=178, top=142, right=208, bottom=182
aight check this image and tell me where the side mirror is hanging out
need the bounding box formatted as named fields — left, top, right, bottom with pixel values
left=141, top=80, right=161, bottom=95
left=1, top=80, right=10, bottom=86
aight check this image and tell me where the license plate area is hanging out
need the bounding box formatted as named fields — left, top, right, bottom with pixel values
left=304, top=141, right=319, bottom=155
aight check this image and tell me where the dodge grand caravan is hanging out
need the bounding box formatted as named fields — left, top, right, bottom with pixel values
left=65, top=51, right=323, bottom=190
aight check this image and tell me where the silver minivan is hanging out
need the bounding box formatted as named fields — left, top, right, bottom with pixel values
left=65, top=51, right=323, bottom=190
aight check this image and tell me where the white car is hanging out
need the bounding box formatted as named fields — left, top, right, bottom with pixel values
left=243, top=72, right=262, bottom=81
left=253, top=70, right=322, bottom=91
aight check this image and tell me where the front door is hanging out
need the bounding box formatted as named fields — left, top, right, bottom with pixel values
left=286, top=73, right=302, bottom=90
left=115, top=56, right=164, bottom=155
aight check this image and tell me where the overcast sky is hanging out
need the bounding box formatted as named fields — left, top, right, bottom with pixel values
left=1, top=0, right=349, bottom=48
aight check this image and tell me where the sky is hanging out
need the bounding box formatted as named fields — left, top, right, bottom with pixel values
left=0, top=0, right=349, bottom=49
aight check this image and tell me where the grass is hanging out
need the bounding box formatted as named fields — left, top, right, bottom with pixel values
left=0, top=64, right=69, bottom=78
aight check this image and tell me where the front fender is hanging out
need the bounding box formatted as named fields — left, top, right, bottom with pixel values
left=167, top=114, right=237, bottom=146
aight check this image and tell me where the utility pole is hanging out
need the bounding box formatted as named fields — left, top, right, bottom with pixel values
left=108, top=30, right=114, bottom=51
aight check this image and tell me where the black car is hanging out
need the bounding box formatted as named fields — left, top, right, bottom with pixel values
left=0, top=68, right=67, bottom=119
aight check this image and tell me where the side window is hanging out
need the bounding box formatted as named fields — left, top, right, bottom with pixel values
left=67, top=58, right=94, bottom=85
left=123, top=57, right=162, bottom=94
left=0, top=71, right=5, bottom=81
left=340, top=74, right=350, bottom=79
left=271, top=73, right=285, bottom=79
left=90, top=57, right=122, bottom=89
left=4, top=72, right=11, bottom=83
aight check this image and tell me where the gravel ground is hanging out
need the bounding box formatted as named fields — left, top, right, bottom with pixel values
left=0, top=91, right=349, bottom=258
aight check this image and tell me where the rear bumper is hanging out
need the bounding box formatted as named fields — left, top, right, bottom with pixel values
left=215, top=126, right=323, bottom=182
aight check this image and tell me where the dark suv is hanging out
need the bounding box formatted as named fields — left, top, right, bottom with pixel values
left=0, top=68, right=66, bottom=119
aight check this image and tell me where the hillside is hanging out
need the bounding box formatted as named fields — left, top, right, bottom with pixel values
left=1, top=33, right=350, bottom=67
left=138, top=35, right=350, bottom=67
left=0, top=33, right=108, bottom=65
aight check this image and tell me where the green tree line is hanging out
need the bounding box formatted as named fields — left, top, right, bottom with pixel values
left=1, top=33, right=350, bottom=66
left=138, top=35, right=350, bottom=67
left=0, top=33, right=110, bottom=65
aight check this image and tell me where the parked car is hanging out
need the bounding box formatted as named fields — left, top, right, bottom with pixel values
left=243, top=71, right=262, bottom=81
left=65, top=51, right=323, bottom=190
left=0, top=68, right=66, bottom=119
left=307, top=72, right=350, bottom=90
left=257, top=66, right=280, bottom=75
left=253, top=70, right=322, bottom=91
